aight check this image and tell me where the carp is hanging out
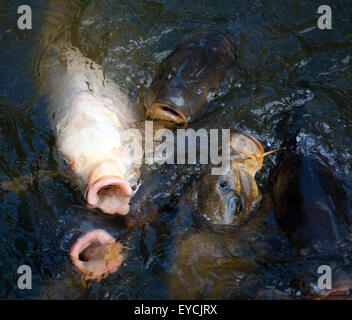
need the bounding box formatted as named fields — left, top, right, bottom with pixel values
left=145, top=29, right=237, bottom=125
left=187, top=129, right=276, bottom=226
left=39, top=0, right=144, bottom=280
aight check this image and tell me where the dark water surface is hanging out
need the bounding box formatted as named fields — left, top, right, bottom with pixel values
left=0, top=0, right=351, bottom=299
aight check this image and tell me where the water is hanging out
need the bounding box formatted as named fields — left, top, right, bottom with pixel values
left=0, top=0, right=351, bottom=299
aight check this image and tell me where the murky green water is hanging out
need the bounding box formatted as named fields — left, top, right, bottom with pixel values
left=0, top=0, right=351, bottom=299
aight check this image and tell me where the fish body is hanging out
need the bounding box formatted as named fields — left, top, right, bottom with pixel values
left=42, top=48, right=143, bottom=215
left=269, top=152, right=350, bottom=252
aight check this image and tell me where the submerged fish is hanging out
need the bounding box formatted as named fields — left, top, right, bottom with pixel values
left=145, top=29, right=237, bottom=125
left=268, top=151, right=350, bottom=253
left=0, top=170, right=58, bottom=193
left=168, top=230, right=258, bottom=299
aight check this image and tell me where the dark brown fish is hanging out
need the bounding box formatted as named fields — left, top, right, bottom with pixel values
left=168, top=231, right=257, bottom=299
left=187, top=130, right=276, bottom=226
left=268, top=152, right=350, bottom=252
left=145, top=29, right=237, bottom=125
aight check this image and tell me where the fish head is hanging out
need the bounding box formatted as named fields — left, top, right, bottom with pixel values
left=70, top=229, right=125, bottom=284
left=191, top=130, right=276, bottom=226
left=145, top=30, right=237, bottom=125
left=193, top=168, right=260, bottom=226
left=144, top=62, right=220, bottom=125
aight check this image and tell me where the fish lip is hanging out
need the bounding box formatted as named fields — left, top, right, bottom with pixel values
left=86, top=175, right=133, bottom=215
left=147, top=100, right=188, bottom=125
left=231, top=129, right=264, bottom=155
left=70, top=229, right=116, bottom=276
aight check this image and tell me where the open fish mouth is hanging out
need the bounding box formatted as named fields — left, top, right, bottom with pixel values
left=230, top=130, right=264, bottom=157
left=147, top=102, right=188, bottom=125
left=86, top=175, right=133, bottom=215
left=70, top=229, right=124, bottom=281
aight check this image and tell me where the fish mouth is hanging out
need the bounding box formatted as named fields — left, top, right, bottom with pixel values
left=70, top=229, right=123, bottom=279
left=230, top=130, right=264, bottom=156
left=226, top=194, right=244, bottom=216
left=86, top=175, right=133, bottom=215
left=147, top=102, right=188, bottom=125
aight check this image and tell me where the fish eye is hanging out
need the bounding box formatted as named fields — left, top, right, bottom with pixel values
left=219, top=179, right=228, bottom=188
